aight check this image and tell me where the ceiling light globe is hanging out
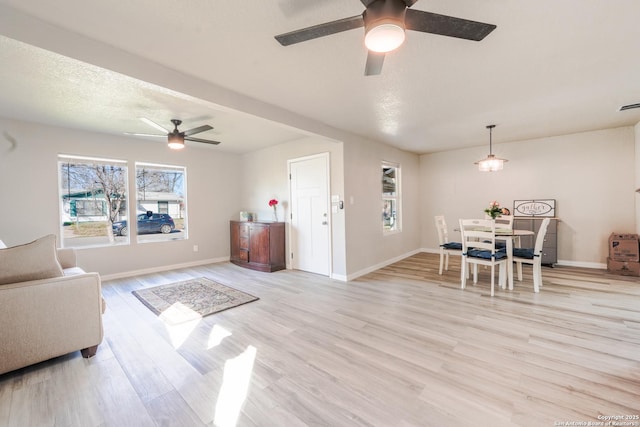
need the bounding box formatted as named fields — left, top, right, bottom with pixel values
left=477, top=156, right=503, bottom=172
left=168, top=134, right=185, bottom=150
left=365, top=22, right=406, bottom=53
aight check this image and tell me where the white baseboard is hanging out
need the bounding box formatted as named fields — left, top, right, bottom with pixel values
left=345, top=248, right=423, bottom=282
left=101, top=256, right=230, bottom=281
left=556, top=259, right=606, bottom=269
left=421, top=247, right=439, bottom=254
left=100, top=252, right=607, bottom=283
left=423, top=248, right=607, bottom=270
left=331, top=273, right=348, bottom=282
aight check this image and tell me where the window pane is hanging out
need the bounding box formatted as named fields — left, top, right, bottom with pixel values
left=157, top=201, right=169, bottom=214
left=59, top=155, right=128, bottom=248
left=383, top=199, right=397, bottom=231
left=382, top=166, right=396, bottom=196
left=381, top=162, right=401, bottom=233
left=135, top=163, right=187, bottom=242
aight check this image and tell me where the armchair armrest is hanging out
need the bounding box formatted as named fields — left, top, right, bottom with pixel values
left=56, top=248, right=77, bottom=269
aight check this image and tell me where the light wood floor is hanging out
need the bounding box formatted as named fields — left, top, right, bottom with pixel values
left=1, top=252, right=639, bottom=427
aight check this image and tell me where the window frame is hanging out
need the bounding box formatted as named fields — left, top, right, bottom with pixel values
left=58, top=154, right=130, bottom=248
left=135, top=162, right=188, bottom=243
left=382, top=161, right=401, bottom=234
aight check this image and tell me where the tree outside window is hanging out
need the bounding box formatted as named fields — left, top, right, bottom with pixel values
left=59, top=155, right=128, bottom=248
left=382, top=162, right=401, bottom=233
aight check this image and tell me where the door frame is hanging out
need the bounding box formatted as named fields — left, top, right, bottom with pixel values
left=287, top=152, right=332, bottom=277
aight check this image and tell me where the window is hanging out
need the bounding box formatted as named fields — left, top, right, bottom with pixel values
left=157, top=201, right=169, bottom=214
left=135, top=162, right=187, bottom=242
left=59, top=155, right=129, bottom=248
left=382, top=161, right=401, bottom=233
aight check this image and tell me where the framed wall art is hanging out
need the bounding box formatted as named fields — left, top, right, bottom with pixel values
left=513, top=199, right=556, bottom=217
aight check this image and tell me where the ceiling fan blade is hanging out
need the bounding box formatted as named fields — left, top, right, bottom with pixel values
left=275, top=15, right=364, bottom=46
left=365, top=51, right=385, bottom=76
left=140, top=117, right=170, bottom=133
left=183, top=124, right=213, bottom=136
left=405, top=9, right=496, bottom=41
left=124, top=132, right=165, bottom=138
left=185, top=136, right=221, bottom=145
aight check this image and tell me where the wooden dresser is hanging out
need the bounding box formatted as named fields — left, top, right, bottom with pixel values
left=230, top=220, right=285, bottom=272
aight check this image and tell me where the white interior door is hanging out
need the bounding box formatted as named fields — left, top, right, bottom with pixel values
left=289, top=153, right=330, bottom=276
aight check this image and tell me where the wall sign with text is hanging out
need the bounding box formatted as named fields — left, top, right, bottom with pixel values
left=513, top=199, right=556, bottom=217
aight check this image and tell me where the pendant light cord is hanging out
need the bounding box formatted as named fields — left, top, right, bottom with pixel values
left=487, top=124, right=496, bottom=155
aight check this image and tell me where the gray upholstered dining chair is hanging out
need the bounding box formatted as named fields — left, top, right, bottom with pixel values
left=513, top=217, right=551, bottom=293
left=434, top=215, right=463, bottom=275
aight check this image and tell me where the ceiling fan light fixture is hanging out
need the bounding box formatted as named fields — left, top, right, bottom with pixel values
left=365, top=19, right=406, bottom=53
left=475, top=124, right=507, bottom=172
left=167, top=133, right=185, bottom=150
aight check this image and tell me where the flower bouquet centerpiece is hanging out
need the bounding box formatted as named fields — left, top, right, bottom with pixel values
left=484, top=200, right=503, bottom=219
left=269, top=198, right=279, bottom=221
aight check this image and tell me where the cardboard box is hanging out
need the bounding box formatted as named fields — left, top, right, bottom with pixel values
left=607, top=257, right=640, bottom=276
left=608, top=233, right=639, bottom=262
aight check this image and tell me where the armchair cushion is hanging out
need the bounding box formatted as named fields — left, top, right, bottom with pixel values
left=0, top=235, right=63, bottom=285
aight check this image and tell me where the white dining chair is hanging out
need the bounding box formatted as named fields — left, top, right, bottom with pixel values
left=494, top=215, right=514, bottom=230
left=513, top=217, right=551, bottom=293
left=434, top=215, right=463, bottom=275
left=492, top=215, right=514, bottom=249
left=459, top=219, right=509, bottom=297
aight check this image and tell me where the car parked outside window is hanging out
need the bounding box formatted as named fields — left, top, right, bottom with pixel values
left=112, top=213, right=175, bottom=236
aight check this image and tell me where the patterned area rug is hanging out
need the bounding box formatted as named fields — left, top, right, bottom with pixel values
left=132, top=277, right=258, bottom=324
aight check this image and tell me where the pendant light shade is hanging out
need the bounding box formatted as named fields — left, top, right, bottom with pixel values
left=475, top=124, right=507, bottom=172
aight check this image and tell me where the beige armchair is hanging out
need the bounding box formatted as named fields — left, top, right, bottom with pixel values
left=0, top=238, right=105, bottom=375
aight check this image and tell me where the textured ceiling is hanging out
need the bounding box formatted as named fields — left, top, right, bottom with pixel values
left=0, top=0, right=639, bottom=154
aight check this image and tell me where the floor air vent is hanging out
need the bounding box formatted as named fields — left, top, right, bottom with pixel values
left=620, top=103, right=640, bottom=111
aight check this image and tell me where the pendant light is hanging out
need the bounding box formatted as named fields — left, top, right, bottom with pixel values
left=475, top=124, right=507, bottom=172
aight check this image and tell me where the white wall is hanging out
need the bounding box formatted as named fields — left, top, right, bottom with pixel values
left=635, top=122, right=640, bottom=235
left=0, top=118, right=242, bottom=277
left=240, top=135, right=347, bottom=278
left=343, top=139, right=421, bottom=278
left=420, top=126, right=636, bottom=267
